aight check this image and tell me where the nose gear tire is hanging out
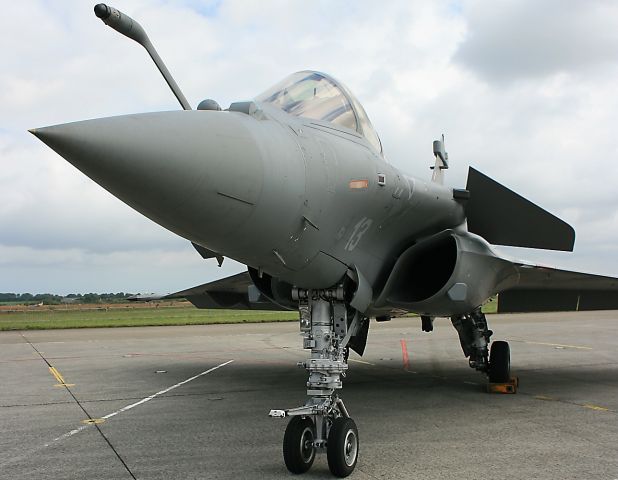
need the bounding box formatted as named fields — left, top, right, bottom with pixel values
left=283, top=416, right=316, bottom=474
left=327, top=417, right=359, bottom=478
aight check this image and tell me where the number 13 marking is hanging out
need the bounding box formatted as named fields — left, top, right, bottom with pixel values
left=345, top=217, right=373, bottom=251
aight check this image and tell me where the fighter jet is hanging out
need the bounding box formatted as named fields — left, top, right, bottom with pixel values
left=30, top=5, right=618, bottom=477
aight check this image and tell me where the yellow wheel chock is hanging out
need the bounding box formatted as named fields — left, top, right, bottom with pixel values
left=487, top=376, right=518, bottom=394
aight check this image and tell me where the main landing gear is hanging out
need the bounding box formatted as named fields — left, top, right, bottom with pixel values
left=269, top=287, right=368, bottom=478
left=451, top=308, right=511, bottom=383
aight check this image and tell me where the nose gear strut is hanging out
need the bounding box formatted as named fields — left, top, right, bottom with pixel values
left=269, top=287, right=364, bottom=477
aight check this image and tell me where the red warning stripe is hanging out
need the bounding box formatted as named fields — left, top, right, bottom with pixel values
left=400, top=339, right=410, bottom=370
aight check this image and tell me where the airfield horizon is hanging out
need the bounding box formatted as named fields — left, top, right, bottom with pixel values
left=0, top=300, right=499, bottom=331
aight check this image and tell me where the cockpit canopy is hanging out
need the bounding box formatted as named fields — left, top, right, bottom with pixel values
left=255, top=71, right=382, bottom=153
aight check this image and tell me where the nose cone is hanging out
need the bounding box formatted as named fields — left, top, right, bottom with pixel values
left=31, top=110, right=264, bottom=240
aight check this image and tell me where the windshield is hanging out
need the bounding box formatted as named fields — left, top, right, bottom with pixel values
left=256, top=71, right=382, bottom=153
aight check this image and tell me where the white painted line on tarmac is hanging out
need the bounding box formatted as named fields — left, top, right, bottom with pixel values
left=509, top=339, right=592, bottom=350
left=45, top=359, right=234, bottom=446
left=349, top=358, right=375, bottom=365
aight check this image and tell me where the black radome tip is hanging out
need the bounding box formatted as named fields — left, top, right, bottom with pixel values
left=94, top=3, right=111, bottom=19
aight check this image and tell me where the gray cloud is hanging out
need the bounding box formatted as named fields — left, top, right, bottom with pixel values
left=454, top=0, right=618, bottom=83
left=2, top=0, right=618, bottom=294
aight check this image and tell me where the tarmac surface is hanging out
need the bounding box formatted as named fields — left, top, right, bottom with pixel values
left=1, top=311, right=617, bottom=479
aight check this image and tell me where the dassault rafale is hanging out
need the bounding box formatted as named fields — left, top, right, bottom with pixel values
left=30, top=5, right=618, bottom=477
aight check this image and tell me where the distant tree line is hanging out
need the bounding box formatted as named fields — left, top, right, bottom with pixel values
left=0, top=292, right=135, bottom=305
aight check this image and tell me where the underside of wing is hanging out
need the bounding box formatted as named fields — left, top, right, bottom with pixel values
left=498, top=262, right=618, bottom=312
left=130, top=272, right=292, bottom=311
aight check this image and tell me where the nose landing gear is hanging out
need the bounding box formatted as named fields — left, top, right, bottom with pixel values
left=270, top=288, right=365, bottom=477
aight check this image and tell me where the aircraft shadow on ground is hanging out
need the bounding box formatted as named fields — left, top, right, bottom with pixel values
left=113, top=358, right=617, bottom=406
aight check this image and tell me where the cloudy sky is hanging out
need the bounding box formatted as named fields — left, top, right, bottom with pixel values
left=2, top=0, right=618, bottom=295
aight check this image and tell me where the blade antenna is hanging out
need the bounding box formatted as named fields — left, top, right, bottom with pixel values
left=94, top=4, right=191, bottom=110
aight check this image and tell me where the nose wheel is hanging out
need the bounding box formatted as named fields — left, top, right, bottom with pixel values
left=282, top=415, right=359, bottom=477
left=327, top=417, right=359, bottom=477
left=283, top=416, right=316, bottom=473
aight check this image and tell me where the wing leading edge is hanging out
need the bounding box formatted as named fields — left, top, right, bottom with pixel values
left=129, top=272, right=291, bottom=311
left=498, top=262, right=618, bottom=313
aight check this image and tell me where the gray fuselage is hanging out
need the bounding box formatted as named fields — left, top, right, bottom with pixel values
left=31, top=101, right=466, bottom=312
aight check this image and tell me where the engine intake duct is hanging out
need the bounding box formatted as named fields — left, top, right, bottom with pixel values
left=388, top=234, right=457, bottom=303
left=375, top=230, right=518, bottom=316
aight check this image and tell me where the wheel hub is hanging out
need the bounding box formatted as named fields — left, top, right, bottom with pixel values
left=344, top=430, right=357, bottom=466
left=300, top=427, right=314, bottom=462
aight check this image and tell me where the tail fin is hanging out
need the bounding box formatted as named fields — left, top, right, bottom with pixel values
left=465, top=167, right=575, bottom=251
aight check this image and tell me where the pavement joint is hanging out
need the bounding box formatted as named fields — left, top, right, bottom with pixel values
left=19, top=331, right=138, bottom=480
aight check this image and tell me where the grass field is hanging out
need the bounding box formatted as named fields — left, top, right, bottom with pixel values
left=0, top=298, right=497, bottom=331
left=0, top=303, right=298, bottom=331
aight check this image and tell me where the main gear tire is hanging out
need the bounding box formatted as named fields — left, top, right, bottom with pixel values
left=488, top=340, right=510, bottom=383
